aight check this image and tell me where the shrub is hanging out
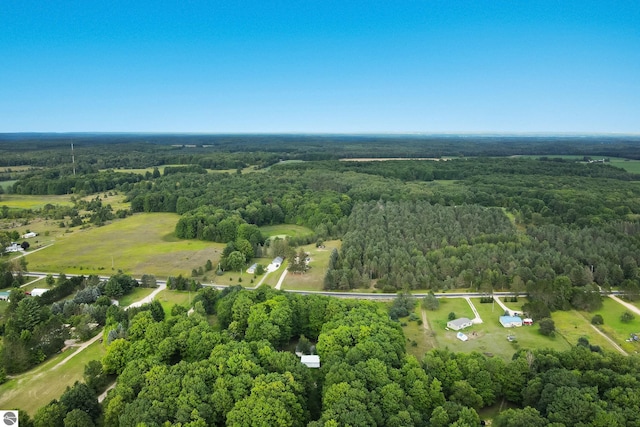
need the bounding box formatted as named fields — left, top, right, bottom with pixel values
left=591, top=314, right=604, bottom=325
left=621, top=311, right=635, bottom=323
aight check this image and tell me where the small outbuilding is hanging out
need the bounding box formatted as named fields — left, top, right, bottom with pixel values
left=447, top=317, right=473, bottom=331
left=300, top=355, right=320, bottom=368
left=500, top=315, right=523, bottom=328
left=246, top=263, right=258, bottom=274
left=456, top=332, right=469, bottom=342
left=523, top=318, right=533, bottom=326
left=272, top=257, right=283, bottom=268
left=22, top=232, right=37, bottom=239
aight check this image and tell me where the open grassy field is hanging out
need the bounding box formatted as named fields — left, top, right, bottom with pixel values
left=553, top=309, right=615, bottom=351
left=23, top=213, right=224, bottom=278
left=427, top=298, right=570, bottom=360
left=155, top=288, right=193, bottom=317
left=79, top=192, right=130, bottom=212
left=400, top=306, right=437, bottom=359
left=0, top=339, right=106, bottom=415
left=281, top=240, right=341, bottom=291
left=581, top=298, right=640, bottom=353
left=259, top=224, right=315, bottom=238
left=0, top=194, right=74, bottom=210
left=0, top=180, right=17, bottom=191
left=0, top=300, right=7, bottom=317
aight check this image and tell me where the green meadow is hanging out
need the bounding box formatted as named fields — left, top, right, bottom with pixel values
left=23, top=213, right=223, bottom=278
left=584, top=297, right=640, bottom=353
left=281, top=240, right=341, bottom=291
left=0, top=194, right=74, bottom=210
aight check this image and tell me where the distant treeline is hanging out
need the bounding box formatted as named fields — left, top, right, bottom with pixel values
left=4, top=134, right=640, bottom=169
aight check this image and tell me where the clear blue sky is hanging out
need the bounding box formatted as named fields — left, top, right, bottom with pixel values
left=1, top=1, right=639, bottom=133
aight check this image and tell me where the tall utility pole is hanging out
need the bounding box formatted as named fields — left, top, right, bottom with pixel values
left=71, top=143, right=76, bottom=176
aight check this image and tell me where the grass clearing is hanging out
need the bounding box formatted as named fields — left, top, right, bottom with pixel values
left=259, top=224, right=315, bottom=238
left=553, top=309, right=614, bottom=351
left=0, top=194, right=74, bottom=210
left=582, top=298, right=640, bottom=353
left=0, top=339, right=106, bottom=415
left=282, top=240, right=341, bottom=291
left=401, top=306, right=436, bottom=359
left=156, top=289, right=193, bottom=317
left=23, top=213, right=224, bottom=278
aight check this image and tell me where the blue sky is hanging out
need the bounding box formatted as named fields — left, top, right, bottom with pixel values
left=1, top=1, right=639, bottom=133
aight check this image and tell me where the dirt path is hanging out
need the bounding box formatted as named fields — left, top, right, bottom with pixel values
left=274, top=269, right=288, bottom=290
left=590, top=325, right=628, bottom=355
left=609, top=294, right=640, bottom=316
left=421, top=308, right=430, bottom=331
left=98, top=381, right=117, bottom=403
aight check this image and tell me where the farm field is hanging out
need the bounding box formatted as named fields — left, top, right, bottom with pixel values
left=582, top=298, right=640, bottom=353
left=0, top=339, right=106, bottom=415
left=281, top=240, right=341, bottom=291
left=23, top=213, right=224, bottom=278
left=0, top=194, right=74, bottom=210
left=429, top=298, right=570, bottom=360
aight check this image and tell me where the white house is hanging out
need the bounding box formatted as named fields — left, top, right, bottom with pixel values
left=500, top=315, right=523, bottom=328
left=447, top=317, right=473, bottom=331
left=246, top=263, right=258, bottom=274
left=22, top=232, right=37, bottom=239
left=0, top=291, right=10, bottom=301
left=30, top=288, right=50, bottom=297
left=272, top=257, right=283, bottom=268
left=4, top=243, right=23, bottom=253
left=300, top=355, right=320, bottom=368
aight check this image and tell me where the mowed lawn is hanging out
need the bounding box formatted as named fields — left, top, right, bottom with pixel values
left=583, top=298, right=640, bottom=353
left=429, top=298, right=570, bottom=360
left=0, top=339, right=106, bottom=415
left=281, top=240, right=341, bottom=291
left=24, top=213, right=224, bottom=278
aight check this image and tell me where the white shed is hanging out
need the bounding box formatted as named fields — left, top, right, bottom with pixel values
left=300, top=355, right=320, bottom=368
left=30, top=288, right=50, bottom=297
